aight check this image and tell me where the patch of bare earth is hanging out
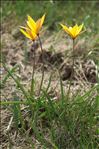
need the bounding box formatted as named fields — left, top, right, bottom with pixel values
left=1, top=22, right=98, bottom=148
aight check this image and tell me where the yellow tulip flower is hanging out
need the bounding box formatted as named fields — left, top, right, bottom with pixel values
left=20, top=27, right=37, bottom=41
left=20, top=14, right=45, bottom=41
left=60, top=23, right=84, bottom=39
left=27, top=14, right=45, bottom=35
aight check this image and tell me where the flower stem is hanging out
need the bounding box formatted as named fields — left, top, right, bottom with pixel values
left=30, top=41, right=36, bottom=96
left=38, top=35, right=44, bottom=95
left=67, top=39, right=75, bottom=99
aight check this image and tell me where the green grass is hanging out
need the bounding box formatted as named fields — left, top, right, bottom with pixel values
left=1, top=60, right=99, bottom=149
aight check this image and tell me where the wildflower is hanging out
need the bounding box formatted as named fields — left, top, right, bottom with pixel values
left=27, top=14, right=45, bottom=35
left=60, top=23, right=83, bottom=39
left=20, top=14, right=45, bottom=41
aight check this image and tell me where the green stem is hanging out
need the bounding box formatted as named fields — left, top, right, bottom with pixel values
left=67, top=39, right=75, bottom=99
left=38, top=35, right=44, bottom=95
left=30, top=41, right=35, bottom=97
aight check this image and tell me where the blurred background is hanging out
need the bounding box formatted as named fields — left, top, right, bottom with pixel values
left=1, top=0, right=99, bottom=35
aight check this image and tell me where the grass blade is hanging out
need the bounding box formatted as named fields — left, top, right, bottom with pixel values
left=2, top=63, right=29, bottom=100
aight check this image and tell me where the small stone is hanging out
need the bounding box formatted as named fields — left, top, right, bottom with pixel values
left=61, top=65, right=72, bottom=81
left=0, top=67, right=5, bottom=75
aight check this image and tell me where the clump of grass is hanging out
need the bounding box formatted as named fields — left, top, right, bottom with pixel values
left=1, top=35, right=99, bottom=149
left=1, top=63, right=99, bottom=148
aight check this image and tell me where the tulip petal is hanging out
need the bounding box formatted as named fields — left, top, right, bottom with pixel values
left=71, top=24, right=78, bottom=37
left=40, top=14, right=46, bottom=26
left=20, top=29, right=32, bottom=39
left=27, top=29, right=37, bottom=40
left=31, top=30, right=37, bottom=40
left=36, top=14, right=46, bottom=34
left=27, top=21, right=36, bottom=33
left=60, top=24, right=69, bottom=32
left=78, top=24, right=84, bottom=34
left=73, top=24, right=83, bottom=37
left=20, top=26, right=29, bottom=31
left=60, top=24, right=74, bottom=38
left=27, top=15, right=36, bottom=30
left=36, top=19, right=41, bottom=33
